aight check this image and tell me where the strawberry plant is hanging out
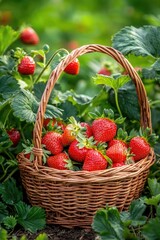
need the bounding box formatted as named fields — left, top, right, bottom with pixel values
left=92, top=178, right=160, bottom=240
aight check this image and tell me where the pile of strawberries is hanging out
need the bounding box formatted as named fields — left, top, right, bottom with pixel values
left=32, top=115, right=153, bottom=172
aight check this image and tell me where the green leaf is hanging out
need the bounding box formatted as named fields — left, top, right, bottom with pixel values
left=142, top=217, right=160, bottom=240
left=92, top=206, right=126, bottom=240
left=0, top=178, right=23, bottom=205
left=112, top=25, right=160, bottom=58
left=144, top=195, right=160, bottom=207
left=0, top=228, right=8, bottom=240
left=0, top=202, right=8, bottom=222
left=3, top=216, right=17, bottom=230
left=35, top=233, right=48, bottom=240
left=0, top=55, right=16, bottom=77
left=0, top=75, right=20, bottom=99
left=108, top=81, right=140, bottom=121
left=128, top=199, right=147, bottom=226
left=15, top=201, right=46, bottom=233
left=148, top=178, right=160, bottom=196
left=0, top=26, right=19, bottom=55
left=142, top=59, right=160, bottom=80
left=11, top=89, right=62, bottom=123
left=0, top=129, right=12, bottom=152
left=93, top=74, right=130, bottom=91
left=60, top=101, right=78, bottom=120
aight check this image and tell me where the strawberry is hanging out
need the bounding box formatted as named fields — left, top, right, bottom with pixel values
left=7, top=128, right=20, bottom=146
left=129, top=136, right=150, bottom=161
left=108, top=139, right=128, bottom=148
left=61, top=117, right=83, bottom=146
left=82, top=149, right=108, bottom=171
left=106, top=143, right=127, bottom=163
left=47, top=152, right=73, bottom=170
left=112, top=162, right=125, bottom=168
left=64, top=58, right=80, bottom=75
left=92, top=118, right=117, bottom=143
left=18, top=56, right=36, bottom=75
left=68, top=139, right=89, bottom=162
left=98, top=67, right=111, bottom=76
left=20, top=27, right=39, bottom=45
left=80, top=122, right=93, bottom=138
left=41, top=131, right=63, bottom=155
left=43, top=118, right=66, bottom=131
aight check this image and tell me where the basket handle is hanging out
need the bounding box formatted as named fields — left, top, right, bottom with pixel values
left=32, top=44, right=152, bottom=165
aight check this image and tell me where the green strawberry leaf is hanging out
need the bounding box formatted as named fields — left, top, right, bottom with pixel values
left=0, top=55, right=16, bottom=77
left=120, top=199, right=147, bottom=227
left=93, top=74, right=130, bottom=91
left=11, top=89, right=62, bottom=123
left=0, top=129, right=12, bottom=152
left=15, top=201, right=46, bottom=233
left=0, top=202, right=8, bottom=222
left=92, top=206, right=126, bottom=240
left=142, top=217, right=160, bottom=240
left=142, top=59, right=160, bottom=80
left=148, top=178, right=160, bottom=196
left=35, top=233, right=48, bottom=240
left=108, top=81, right=140, bottom=121
left=0, top=75, right=20, bottom=99
left=112, top=25, right=160, bottom=57
left=3, top=216, right=17, bottom=230
left=144, top=195, right=160, bottom=207
left=0, top=25, right=19, bottom=55
left=0, top=178, right=23, bottom=205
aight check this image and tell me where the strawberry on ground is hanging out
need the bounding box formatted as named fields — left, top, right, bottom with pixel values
left=20, top=27, right=39, bottom=45
left=47, top=152, right=73, bottom=170
left=92, top=117, right=117, bottom=143
left=64, top=58, right=80, bottom=75
left=42, top=131, right=63, bottom=155
left=7, top=128, right=20, bottom=146
left=82, top=149, right=108, bottom=171
left=18, top=56, right=36, bottom=75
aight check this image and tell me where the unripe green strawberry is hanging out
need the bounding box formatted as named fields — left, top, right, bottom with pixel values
left=92, top=118, right=117, bottom=143
left=18, top=56, right=36, bottom=75
left=68, top=139, right=89, bottom=162
left=47, top=152, right=73, bottom=170
left=42, top=131, right=63, bottom=155
left=82, top=149, right=108, bottom=171
left=64, top=58, right=80, bottom=75
left=20, top=27, right=39, bottom=45
left=106, top=143, right=127, bottom=163
left=129, top=136, right=150, bottom=161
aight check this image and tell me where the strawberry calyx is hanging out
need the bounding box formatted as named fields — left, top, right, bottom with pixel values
left=139, top=127, right=159, bottom=147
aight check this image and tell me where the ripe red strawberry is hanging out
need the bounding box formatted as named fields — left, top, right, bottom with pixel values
left=64, top=58, right=80, bottom=75
left=18, top=56, right=36, bottom=75
left=98, top=67, right=111, bottom=76
left=20, top=27, right=39, bottom=45
left=68, top=139, right=89, bottom=162
left=106, top=143, right=127, bottom=163
left=41, top=131, right=63, bottom=155
left=47, top=152, right=73, bottom=170
left=108, top=139, right=128, bottom=148
left=80, top=122, right=93, bottom=138
left=7, top=128, right=20, bottom=146
left=82, top=149, right=108, bottom=171
left=61, top=124, right=76, bottom=146
left=92, top=118, right=117, bottom=143
left=112, top=162, right=125, bottom=168
left=129, top=136, right=150, bottom=161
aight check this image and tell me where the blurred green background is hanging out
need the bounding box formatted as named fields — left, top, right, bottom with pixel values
left=1, top=0, right=160, bottom=50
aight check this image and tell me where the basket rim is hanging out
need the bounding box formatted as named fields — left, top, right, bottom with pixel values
left=18, top=149, right=154, bottom=183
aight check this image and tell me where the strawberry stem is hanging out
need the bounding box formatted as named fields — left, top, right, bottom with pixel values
left=33, top=48, right=69, bottom=85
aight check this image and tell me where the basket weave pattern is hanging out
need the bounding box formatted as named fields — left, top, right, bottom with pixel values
left=18, top=44, right=154, bottom=228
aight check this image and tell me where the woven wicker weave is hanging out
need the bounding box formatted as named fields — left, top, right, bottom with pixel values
left=18, top=44, right=154, bottom=229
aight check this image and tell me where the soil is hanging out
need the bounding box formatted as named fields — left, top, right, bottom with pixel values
left=13, top=224, right=98, bottom=240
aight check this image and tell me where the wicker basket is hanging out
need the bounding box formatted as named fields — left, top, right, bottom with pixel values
left=18, top=44, right=155, bottom=229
